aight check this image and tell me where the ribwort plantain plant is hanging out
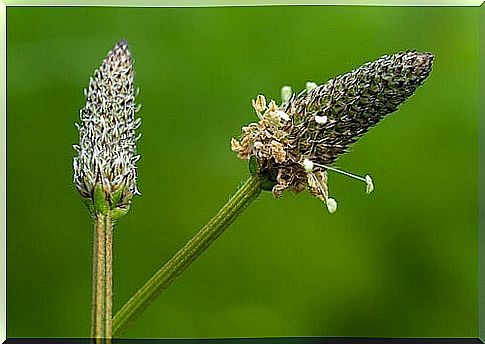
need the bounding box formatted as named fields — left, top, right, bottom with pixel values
left=73, top=42, right=433, bottom=338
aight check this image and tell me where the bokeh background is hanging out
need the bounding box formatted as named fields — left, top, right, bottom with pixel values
left=7, top=5, right=478, bottom=339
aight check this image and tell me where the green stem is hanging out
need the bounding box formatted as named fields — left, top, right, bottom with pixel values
left=105, top=212, right=113, bottom=339
left=91, top=213, right=105, bottom=339
left=112, top=174, right=262, bottom=336
left=91, top=211, right=113, bottom=340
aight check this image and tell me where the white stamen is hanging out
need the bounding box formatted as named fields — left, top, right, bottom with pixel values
left=314, top=115, right=328, bottom=125
left=314, top=163, right=374, bottom=195
left=365, top=175, right=374, bottom=194
left=326, top=198, right=338, bottom=213
left=303, top=158, right=314, bottom=173
left=281, top=85, right=293, bottom=104
left=306, top=81, right=317, bottom=92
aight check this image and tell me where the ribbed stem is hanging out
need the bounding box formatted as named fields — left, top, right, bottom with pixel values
left=112, top=175, right=262, bottom=336
left=91, top=211, right=113, bottom=340
left=104, top=212, right=113, bottom=339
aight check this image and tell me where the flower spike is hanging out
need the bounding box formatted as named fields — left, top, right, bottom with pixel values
left=231, top=51, right=433, bottom=211
left=73, top=40, right=141, bottom=218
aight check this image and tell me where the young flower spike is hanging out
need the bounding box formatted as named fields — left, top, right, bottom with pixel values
left=73, top=40, right=141, bottom=218
left=231, top=51, right=433, bottom=212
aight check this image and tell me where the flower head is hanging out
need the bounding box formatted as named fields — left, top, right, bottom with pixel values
left=231, top=51, right=433, bottom=212
left=73, top=40, right=141, bottom=217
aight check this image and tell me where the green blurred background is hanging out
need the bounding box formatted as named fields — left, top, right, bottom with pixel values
left=7, top=5, right=478, bottom=339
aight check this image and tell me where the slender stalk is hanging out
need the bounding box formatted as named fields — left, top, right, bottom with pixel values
left=91, top=211, right=114, bottom=340
left=112, top=174, right=262, bottom=336
left=91, top=213, right=106, bottom=338
left=104, top=212, right=113, bottom=339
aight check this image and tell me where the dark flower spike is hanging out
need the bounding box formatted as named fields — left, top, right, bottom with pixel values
left=231, top=51, right=433, bottom=213
left=73, top=40, right=141, bottom=218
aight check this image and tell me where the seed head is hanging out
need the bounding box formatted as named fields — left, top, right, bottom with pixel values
left=231, top=51, right=433, bottom=212
left=73, top=40, right=141, bottom=217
